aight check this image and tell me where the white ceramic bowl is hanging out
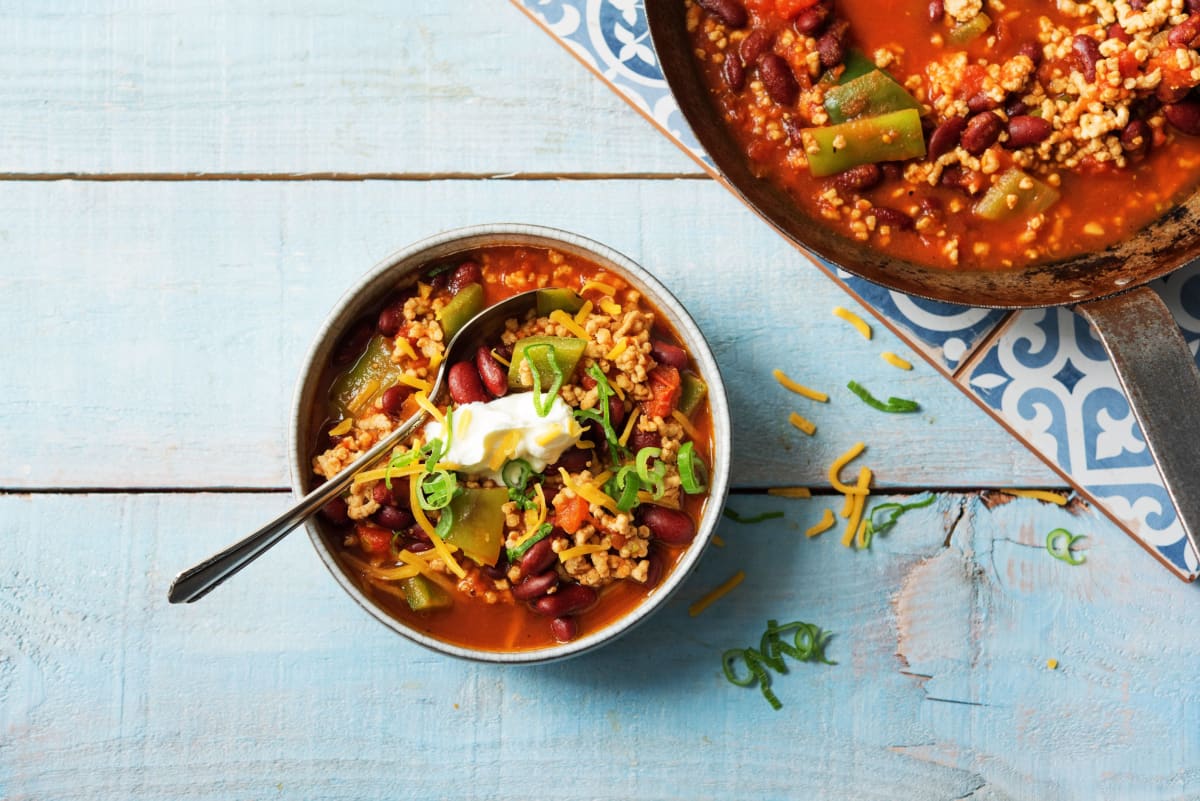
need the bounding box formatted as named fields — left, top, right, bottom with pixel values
left=289, top=224, right=732, bottom=663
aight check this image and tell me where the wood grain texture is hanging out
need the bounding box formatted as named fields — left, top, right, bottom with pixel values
left=0, top=1, right=693, bottom=176
left=2, top=492, right=1194, bottom=800
left=0, top=179, right=1054, bottom=490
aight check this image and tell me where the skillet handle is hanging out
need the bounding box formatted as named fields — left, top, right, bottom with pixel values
left=1077, top=286, right=1200, bottom=570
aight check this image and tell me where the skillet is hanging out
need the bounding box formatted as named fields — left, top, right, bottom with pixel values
left=645, top=0, right=1200, bottom=568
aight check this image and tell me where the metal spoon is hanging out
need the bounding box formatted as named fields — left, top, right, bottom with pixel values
left=168, top=288, right=543, bottom=604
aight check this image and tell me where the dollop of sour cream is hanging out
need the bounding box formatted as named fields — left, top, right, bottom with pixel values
left=423, top=393, right=583, bottom=480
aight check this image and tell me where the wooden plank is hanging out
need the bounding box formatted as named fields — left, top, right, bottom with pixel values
left=0, top=179, right=1055, bottom=489
left=0, top=1, right=692, bottom=175
left=2, top=491, right=1191, bottom=800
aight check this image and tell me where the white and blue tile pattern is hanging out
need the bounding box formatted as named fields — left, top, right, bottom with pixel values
left=516, top=0, right=1200, bottom=578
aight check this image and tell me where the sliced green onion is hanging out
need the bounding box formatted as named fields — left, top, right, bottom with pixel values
left=722, top=508, right=785, bottom=524
left=524, top=344, right=565, bottom=417
left=417, top=469, right=458, bottom=511
left=1046, top=528, right=1086, bottom=565
left=846, top=380, right=920, bottom=413
left=677, top=441, right=707, bottom=494
left=434, top=504, right=454, bottom=538
left=609, top=465, right=643, bottom=513
left=860, top=494, right=936, bottom=548
left=506, top=522, right=554, bottom=561
left=721, top=649, right=758, bottom=687
left=721, top=618, right=836, bottom=710
left=582, top=363, right=624, bottom=466
left=501, top=459, right=533, bottom=491
left=384, top=448, right=421, bottom=490
left=635, top=446, right=667, bottom=498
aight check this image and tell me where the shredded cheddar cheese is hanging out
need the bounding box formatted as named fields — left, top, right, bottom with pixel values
left=842, top=467, right=872, bottom=548
left=535, top=425, right=563, bottom=447
left=490, top=348, right=511, bottom=367
left=712, top=535, right=726, bottom=547
left=829, top=442, right=868, bottom=495
left=364, top=563, right=422, bottom=581
left=767, top=487, right=812, bottom=499
left=619, top=407, right=641, bottom=447
left=833, top=306, right=872, bottom=340
left=413, top=390, right=445, bottom=423
left=396, top=549, right=456, bottom=591
left=394, top=338, right=417, bottom=360
left=487, top=431, right=522, bottom=472
left=408, top=479, right=466, bottom=579
left=396, top=373, right=433, bottom=393
left=671, top=409, right=700, bottom=440
left=881, top=351, right=913, bottom=370
left=772, top=369, right=829, bottom=402
left=347, top=379, right=380, bottom=413
left=559, top=468, right=619, bottom=513
left=599, top=298, right=623, bottom=317
left=574, top=300, right=594, bottom=327
left=352, top=461, right=439, bottom=486
left=1046, top=659, right=1059, bottom=670
left=605, top=338, right=629, bottom=361
left=688, top=570, right=746, bottom=617
left=582, top=280, right=618, bottom=295
left=328, top=418, right=354, bottom=437
left=1001, top=489, right=1069, bottom=506
left=805, top=509, right=836, bottom=538
left=549, top=309, right=590, bottom=340
left=788, top=411, right=817, bottom=436
left=418, top=282, right=432, bottom=299
left=427, top=349, right=443, bottom=373
left=558, top=543, right=609, bottom=562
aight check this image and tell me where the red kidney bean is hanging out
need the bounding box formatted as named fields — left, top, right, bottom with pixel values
left=880, top=162, right=903, bottom=181
left=512, top=570, right=559, bottom=601
left=698, top=0, right=748, bottom=27
left=380, top=384, right=410, bottom=418
left=320, top=496, right=351, bottom=527
left=1073, top=34, right=1101, bottom=82
left=1166, top=101, right=1200, bottom=135
left=628, top=429, right=662, bottom=452
left=1158, top=83, right=1190, bottom=104
left=739, top=28, right=772, bottom=64
left=928, top=0, right=944, bottom=22
left=532, top=584, right=599, bottom=617
left=1120, top=118, right=1152, bottom=154
left=493, top=343, right=513, bottom=363
left=608, top=395, right=626, bottom=429
left=831, top=163, right=882, bottom=192
left=651, top=340, right=689, bottom=370
left=794, top=4, right=829, bottom=35
left=475, top=346, right=508, bottom=398
left=519, top=537, right=557, bottom=576
left=966, top=92, right=999, bottom=113
left=552, top=447, right=592, bottom=474
left=1107, top=23, right=1132, bottom=44
left=372, top=481, right=399, bottom=506
left=1189, top=0, right=1200, bottom=12
left=377, top=304, right=405, bottom=337
left=407, top=540, right=434, bottom=554
left=874, top=207, right=914, bottom=231
left=374, top=505, right=413, bottom=531
left=1004, top=98, right=1030, bottom=118
left=927, top=116, right=966, bottom=159
left=759, top=53, right=799, bottom=105
left=447, top=361, right=489, bottom=405
left=723, top=53, right=745, bottom=91
left=1005, top=115, right=1053, bottom=148
left=643, top=549, right=665, bottom=588
left=639, top=506, right=697, bottom=546
left=447, top=261, right=482, bottom=295
left=333, top=321, right=372, bottom=366
left=961, top=111, right=1003, bottom=155
left=1168, top=15, right=1200, bottom=47
left=816, top=20, right=849, bottom=69
left=481, top=554, right=509, bottom=581
left=550, top=616, right=578, bottom=642
left=1018, top=41, right=1043, bottom=67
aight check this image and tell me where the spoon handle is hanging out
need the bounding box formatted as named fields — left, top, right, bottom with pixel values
left=167, top=410, right=429, bottom=604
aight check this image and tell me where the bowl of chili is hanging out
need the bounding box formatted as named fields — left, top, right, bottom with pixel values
left=288, top=224, right=731, bottom=663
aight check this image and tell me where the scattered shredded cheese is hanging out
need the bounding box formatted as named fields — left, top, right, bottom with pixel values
left=842, top=467, right=872, bottom=548
left=833, top=306, right=872, bottom=340
left=487, top=431, right=522, bottom=472
left=549, top=309, right=590, bottom=340
left=347, top=379, right=380, bottom=413
left=772, top=369, right=829, bottom=402
left=881, top=351, right=913, bottom=370
left=788, top=411, right=817, bottom=436
left=427, top=350, right=443, bottom=373
left=619, top=407, right=641, bottom=447
left=413, top=390, right=445, bottom=423
left=558, top=543, right=609, bottom=562
left=396, top=549, right=456, bottom=591
left=688, top=570, right=746, bottom=617
left=829, top=442, right=868, bottom=496
left=599, top=298, right=623, bottom=317
left=1001, top=489, right=1068, bottom=506
left=1046, top=659, right=1059, bottom=670
left=396, top=374, right=433, bottom=393
left=535, top=425, right=563, bottom=447
left=671, top=409, right=700, bottom=440
left=805, top=509, right=836, bottom=538
left=581, top=280, right=618, bottom=295
left=559, top=468, right=619, bottom=513
left=605, top=338, right=629, bottom=361
left=574, top=300, right=594, bottom=327
left=394, top=338, right=418, bottom=360
left=352, top=462, right=435, bottom=486
left=767, top=487, right=812, bottom=499
left=712, top=535, right=726, bottom=547
left=418, top=282, right=432, bottom=299
left=328, top=418, right=354, bottom=437
left=408, top=479, right=466, bottom=579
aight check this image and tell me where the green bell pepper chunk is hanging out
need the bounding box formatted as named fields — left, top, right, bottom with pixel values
left=507, top=335, right=588, bottom=390
left=803, top=109, right=927, bottom=177
left=536, top=288, right=585, bottom=315
left=826, top=49, right=877, bottom=86
left=947, top=13, right=991, bottom=45
left=678, top=373, right=708, bottom=417
left=824, top=70, right=921, bottom=124
left=328, top=334, right=402, bottom=418
left=974, top=168, right=1060, bottom=221
left=441, top=487, right=508, bottom=567
left=400, top=575, right=452, bottom=611
left=436, top=282, right=484, bottom=341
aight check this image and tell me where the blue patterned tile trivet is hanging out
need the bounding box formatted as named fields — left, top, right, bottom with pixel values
left=967, top=262, right=1200, bottom=578
left=515, top=0, right=1008, bottom=372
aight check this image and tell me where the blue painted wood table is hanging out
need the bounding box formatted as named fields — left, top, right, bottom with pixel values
left=1, top=4, right=1198, bottom=799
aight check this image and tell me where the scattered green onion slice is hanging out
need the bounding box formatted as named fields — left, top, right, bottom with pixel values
left=506, top=522, right=554, bottom=561
left=846, top=380, right=920, bottom=413
left=610, top=465, right=643, bottom=513
left=635, top=446, right=667, bottom=498
left=524, top=344, right=565, bottom=417
left=678, top=441, right=707, bottom=494
left=384, top=448, right=421, bottom=490
left=501, top=459, right=533, bottom=491
left=417, top=469, right=458, bottom=511
left=1046, top=528, right=1086, bottom=565
left=434, top=504, right=454, bottom=538
left=585, top=363, right=624, bottom=466
left=861, top=494, right=936, bottom=548
left=721, top=618, right=836, bottom=710
left=722, top=508, right=785, bottom=524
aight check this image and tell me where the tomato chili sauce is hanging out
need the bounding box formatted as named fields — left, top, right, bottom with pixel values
left=308, top=247, right=714, bottom=651
left=689, top=0, right=1200, bottom=269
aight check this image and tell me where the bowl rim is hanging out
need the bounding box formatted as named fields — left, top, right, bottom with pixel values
left=288, top=223, right=732, bottom=664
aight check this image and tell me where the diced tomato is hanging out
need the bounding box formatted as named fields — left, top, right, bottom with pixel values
left=555, top=494, right=590, bottom=535
left=745, top=0, right=819, bottom=17
left=358, top=524, right=393, bottom=557
left=642, top=366, right=682, bottom=419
